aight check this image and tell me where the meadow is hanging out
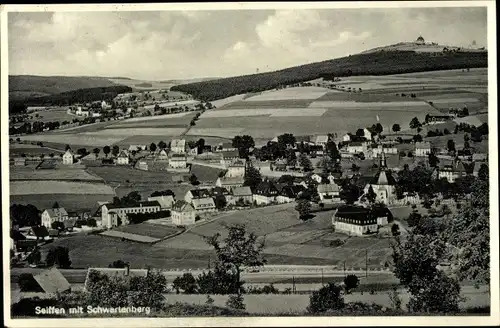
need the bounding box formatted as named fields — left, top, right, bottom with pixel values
left=27, top=108, right=78, bottom=123
left=10, top=193, right=114, bottom=212
left=10, top=180, right=114, bottom=195
left=9, top=168, right=103, bottom=182
left=9, top=145, right=62, bottom=156
left=100, top=230, right=161, bottom=243
left=113, top=223, right=181, bottom=239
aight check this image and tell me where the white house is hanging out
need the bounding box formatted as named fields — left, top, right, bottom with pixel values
left=346, top=142, right=368, bottom=154
left=253, top=180, right=279, bottom=205
left=332, top=206, right=378, bottom=236
left=147, top=195, right=175, bottom=209
left=310, top=173, right=323, bottom=184
left=192, top=197, right=217, bottom=214
left=170, top=139, right=186, bottom=154
left=438, top=161, right=467, bottom=183
left=315, top=135, right=330, bottom=148
left=219, top=150, right=240, bottom=167
left=156, top=149, right=169, bottom=161
left=317, top=183, right=341, bottom=203
left=62, top=150, right=74, bottom=165
left=41, top=208, right=69, bottom=228
left=372, top=145, right=398, bottom=158
left=171, top=201, right=196, bottom=226
left=215, top=176, right=245, bottom=190
left=116, top=150, right=129, bottom=165
left=169, top=154, right=187, bottom=169
left=415, top=142, right=432, bottom=157
left=184, top=188, right=212, bottom=204
left=228, top=186, right=253, bottom=205
left=101, top=201, right=161, bottom=229
left=225, top=158, right=246, bottom=178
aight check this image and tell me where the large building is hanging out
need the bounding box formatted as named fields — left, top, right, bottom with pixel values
left=41, top=208, right=69, bottom=228
left=332, top=205, right=378, bottom=236
left=438, top=161, right=467, bottom=183
left=317, top=183, right=341, bottom=203
left=101, top=201, right=161, bottom=229
left=169, top=154, right=187, bottom=169
left=171, top=200, right=196, bottom=226
left=363, top=152, right=397, bottom=205
left=62, top=150, right=74, bottom=165
left=253, top=180, right=279, bottom=205
left=415, top=142, right=432, bottom=157
left=170, top=139, right=186, bottom=154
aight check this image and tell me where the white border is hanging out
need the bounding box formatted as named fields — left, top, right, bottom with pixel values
left=1, top=1, right=498, bottom=327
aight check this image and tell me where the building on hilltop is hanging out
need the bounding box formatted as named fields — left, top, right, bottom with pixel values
left=101, top=201, right=161, bottom=229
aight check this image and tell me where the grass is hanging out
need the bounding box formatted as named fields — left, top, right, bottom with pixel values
left=114, top=223, right=181, bottom=239
left=10, top=180, right=114, bottom=195
left=9, top=168, right=103, bottom=181
left=9, top=146, right=60, bottom=156
left=10, top=193, right=114, bottom=212
left=27, top=108, right=78, bottom=123
left=100, top=230, right=161, bottom=243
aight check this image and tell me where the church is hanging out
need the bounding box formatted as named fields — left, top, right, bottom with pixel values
left=363, top=152, right=397, bottom=205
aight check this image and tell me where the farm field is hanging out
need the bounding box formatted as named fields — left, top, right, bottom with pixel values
left=144, top=99, right=200, bottom=109
left=114, top=223, right=181, bottom=239
left=105, top=113, right=196, bottom=129
left=100, top=230, right=161, bottom=243
left=425, top=133, right=488, bottom=153
left=80, top=127, right=187, bottom=137
left=9, top=145, right=62, bottom=156
left=10, top=180, right=114, bottom=195
left=27, top=108, right=77, bottom=123
left=10, top=193, right=114, bottom=212
left=16, top=134, right=126, bottom=147
left=9, top=168, right=103, bottom=181
left=244, top=86, right=330, bottom=101
left=210, top=94, right=247, bottom=108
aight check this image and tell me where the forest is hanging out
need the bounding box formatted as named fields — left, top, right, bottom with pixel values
left=171, top=51, right=488, bottom=101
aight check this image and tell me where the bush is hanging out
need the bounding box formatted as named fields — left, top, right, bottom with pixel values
left=18, top=273, right=43, bottom=292
left=225, top=294, right=246, bottom=310
left=108, top=260, right=128, bottom=268
left=344, top=274, right=360, bottom=293
left=172, top=273, right=198, bottom=294
left=307, top=283, right=344, bottom=314
left=45, top=246, right=72, bottom=268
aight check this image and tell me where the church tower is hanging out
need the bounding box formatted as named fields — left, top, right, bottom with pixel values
left=380, top=150, right=387, bottom=169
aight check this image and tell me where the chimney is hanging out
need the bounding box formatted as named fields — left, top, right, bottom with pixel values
left=125, top=263, right=130, bottom=276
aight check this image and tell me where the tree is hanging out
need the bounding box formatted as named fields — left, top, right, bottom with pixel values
left=299, top=153, right=313, bottom=172
left=45, top=246, right=72, bottom=268
left=150, top=142, right=157, bottom=153
left=172, top=273, right=198, bottom=294
left=285, top=149, right=297, bottom=167
left=10, top=204, right=41, bottom=227
left=428, top=152, right=439, bottom=168
left=343, top=274, right=360, bottom=294
left=447, top=139, right=456, bottom=153
left=366, top=185, right=377, bottom=204
left=374, top=123, right=384, bottom=135
left=158, top=140, right=167, bottom=150
left=277, top=133, right=296, bottom=149
left=214, top=195, right=227, bottom=210
left=103, top=145, right=111, bottom=158
left=52, top=201, right=60, bottom=208
left=278, top=174, right=295, bottom=185
left=407, top=212, right=422, bottom=228
left=65, top=144, right=71, bottom=151
left=392, top=124, right=401, bottom=133
left=413, top=134, right=423, bottom=143
left=340, top=183, right=361, bottom=205
left=112, top=145, right=120, bottom=157
left=391, top=223, right=401, bottom=237
left=93, top=147, right=100, bottom=159
left=409, top=117, right=421, bottom=130
left=295, top=199, right=312, bottom=220
left=108, top=260, right=128, bottom=268
left=189, top=174, right=200, bottom=186
left=27, top=247, right=41, bottom=266
left=206, top=224, right=266, bottom=295
left=232, top=135, right=255, bottom=159
left=478, top=164, right=488, bottom=181
left=355, top=128, right=365, bottom=137
left=243, top=165, right=262, bottom=191
left=51, top=221, right=65, bottom=231
left=307, top=283, right=344, bottom=314
left=226, top=294, right=246, bottom=310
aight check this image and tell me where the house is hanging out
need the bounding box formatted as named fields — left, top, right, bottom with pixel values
left=147, top=195, right=175, bottom=209
left=33, top=267, right=71, bottom=294
left=310, top=173, right=323, bottom=184
left=184, top=188, right=212, bottom=203
left=472, top=153, right=488, bottom=162
left=310, top=145, right=324, bottom=156
left=425, top=114, right=452, bottom=124
left=116, top=150, right=130, bottom=165
left=438, top=161, right=467, bottom=183
left=172, top=174, right=188, bottom=183
left=332, top=205, right=378, bottom=236
left=277, top=185, right=306, bottom=204
left=101, top=201, right=161, bottom=229
left=27, top=226, right=50, bottom=240
left=41, top=208, right=69, bottom=228
left=228, top=186, right=253, bottom=205
left=226, top=158, right=246, bottom=177
left=171, top=200, right=196, bottom=226
left=415, top=142, right=432, bottom=157
left=315, top=135, right=330, bottom=148
left=137, top=161, right=148, bottom=171
left=169, top=154, right=187, bottom=169
left=10, top=229, right=26, bottom=251
left=253, top=180, right=279, bottom=205
left=215, top=142, right=237, bottom=152
left=192, top=197, right=217, bottom=213
left=371, top=145, right=398, bottom=157
left=128, top=145, right=147, bottom=152
left=346, top=142, right=368, bottom=154
left=170, top=139, right=186, bottom=154
left=14, top=157, right=26, bottom=166
left=219, top=150, right=240, bottom=167
left=342, top=133, right=353, bottom=142
left=371, top=205, right=393, bottom=226
left=62, top=149, right=74, bottom=165
left=363, top=153, right=397, bottom=205
left=362, top=128, right=373, bottom=141
left=84, top=267, right=148, bottom=291
left=211, top=186, right=231, bottom=198
left=317, top=183, right=341, bottom=203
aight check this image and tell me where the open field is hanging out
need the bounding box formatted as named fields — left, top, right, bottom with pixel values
left=10, top=193, right=114, bottom=212
left=16, top=134, right=127, bottom=147
left=9, top=145, right=61, bottom=156
left=100, top=230, right=161, bottom=243
left=144, top=100, right=200, bottom=110
left=211, top=94, right=247, bottom=108
left=105, top=113, right=196, bottom=129
left=80, top=127, right=187, bottom=137
left=220, top=99, right=315, bottom=109
left=9, top=168, right=103, bottom=181
left=27, top=108, right=78, bottom=123
left=114, top=223, right=181, bottom=239
left=10, top=180, right=114, bottom=195
left=244, top=86, right=330, bottom=101
left=425, top=133, right=488, bottom=153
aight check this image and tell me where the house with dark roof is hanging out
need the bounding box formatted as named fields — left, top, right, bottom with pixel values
left=277, top=185, right=306, bottom=203
left=171, top=200, right=196, bottom=226
left=215, top=142, right=237, bottom=152
left=33, top=267, right=71, bottom=294
left=332, top=205, right=378, bottom=236
left=219, top=150, right=240, bottom=166
left=26, top=226, right=50, bottom=240
left=253, top=180, right=279, bottom=205
left=101, top=201, right=161, bottom=229
left=438, top=161, right=467, bottom=183
left=184, top=188, right=212, bottom=203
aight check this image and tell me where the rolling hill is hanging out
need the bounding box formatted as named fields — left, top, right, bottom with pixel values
left=171, top=49, right=488, bottom=101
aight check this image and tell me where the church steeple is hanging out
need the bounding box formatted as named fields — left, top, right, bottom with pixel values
left=380, top=151, right=387, bottom=169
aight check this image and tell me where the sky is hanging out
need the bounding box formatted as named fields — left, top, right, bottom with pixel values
left=8, top=6, right=488, bottom=80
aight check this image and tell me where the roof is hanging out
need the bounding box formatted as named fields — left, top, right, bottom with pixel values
left=220, top=142, right=234, bottom=149
left=230, top=158, right=246, bottom=167
left=255, top=180, right=279, bottom=196
left=315, top=135, right=329, bottom=143
left=172, top=200, right=195, bottom=212
left=349, top=142, right=363, bottom=147
left=64, top=219, right=76, bottom=228
left=279, top=185, right=306, bottom=198
left=232, top=186, right=253, bottom=197
left=211, top=186, right=230, bottom=195
left=415, top=141, right=431, bottom=149
left=334, top=205, right=374, bottom=224
left=171, top=174, right=188, bottom=182
left=220, top=150, right=239, bottom=158
left=147, top=195, right=175, bottom=208
left=192, top=197, right=216, bottom=209
left=188, top=188, right=212, bottom=199
left=63, top=149, right=73, bottom=156
left=317, top=183, right=340, bottom=193
left=369, top=169, right=397, bottom=186
left=219, top=176, right=245, bottom=185
left=104, top=200, right=161, bottom=210
left=170, top=154, right=187, bottom=160
left=33, top=267, right=71, bottom=293
left=117, top=150, right=129, bottom=158
left=171, top=139, right=186, bottom=148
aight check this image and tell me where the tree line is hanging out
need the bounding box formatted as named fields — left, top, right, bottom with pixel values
left=171, top=51, right=487, bottom=101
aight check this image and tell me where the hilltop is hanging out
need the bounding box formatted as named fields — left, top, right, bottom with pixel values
left=171, top=47, right=487, bottom=101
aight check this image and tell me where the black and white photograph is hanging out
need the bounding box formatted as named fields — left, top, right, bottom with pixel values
left=2, top=1, right=498, bottom=326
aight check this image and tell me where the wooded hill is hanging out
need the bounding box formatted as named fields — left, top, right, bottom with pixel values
left=171, top=50, right=488, bottom=101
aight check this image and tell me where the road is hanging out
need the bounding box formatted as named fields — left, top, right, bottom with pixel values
left=10, top=267, right=394, bottom=284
